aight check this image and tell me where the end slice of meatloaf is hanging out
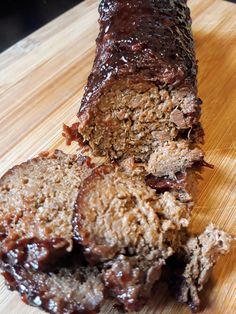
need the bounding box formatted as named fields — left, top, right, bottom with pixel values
left=0, top=150, right=93, bottom=271
left=167, top=224, right=233, bottom=311
left=1, top=262, right=104, bottom=314
left=73, top=164, right=192, bottom=311
left=64, top=0, right=203, bottom=163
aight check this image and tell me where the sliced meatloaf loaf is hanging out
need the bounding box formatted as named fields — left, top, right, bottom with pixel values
left=64, top=0, right=203, bottom=165
left=74, top=164, right=192, bottom=311
left=167, top=224, right=233, bottom=311
left=1, top=261, right=104, bottom=314
left=0, top=150, right=93, bottom=271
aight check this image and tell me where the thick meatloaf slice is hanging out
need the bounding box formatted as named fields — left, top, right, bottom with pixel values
left=1, top=262, right=104, bottom=314
left=167, top=224, right=233, bottom=311
left=0, top=150, right=93, bottom=271
left=74, top=164, right=192, bottom=311
left=64, top=0, right=203, bottom=163
left=74, top=164, right=191, bottom=262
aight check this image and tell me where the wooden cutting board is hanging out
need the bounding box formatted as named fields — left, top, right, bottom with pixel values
left=0, top=0, right=235, bottom=313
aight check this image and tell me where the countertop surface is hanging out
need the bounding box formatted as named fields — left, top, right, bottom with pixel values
left=0, top=0, right=235, bottom=313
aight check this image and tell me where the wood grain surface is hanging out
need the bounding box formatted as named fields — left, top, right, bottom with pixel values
left=0, top=0, right=235, bottom=313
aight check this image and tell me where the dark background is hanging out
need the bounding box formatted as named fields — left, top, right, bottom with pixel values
left=0, top=0, right=235, bottom=53
left=0, top=0, right=83, bottom=53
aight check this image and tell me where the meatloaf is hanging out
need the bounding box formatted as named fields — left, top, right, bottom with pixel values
left=73, top=163, right=192, bottom=311
left=147, top=140, right=204, bottom=178
left=0, top=150, right=93, bottom=271
left=1, top=261, right=104, bottom=314
left=167, top=224, right=233, bottom=311
left=64, top=0, right=203, bottom=165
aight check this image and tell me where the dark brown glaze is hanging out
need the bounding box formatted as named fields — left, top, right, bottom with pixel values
left=1, top=260, right=104, bottom=314
left=0, top=238, right=70, bottom=271
left=103, top=259, right=144, bottom=312
left=145, top=158, right=213, bottom=193
left=198, top=159, right=214, bottom=169
left=73, top=165, right=116, bottom=264
left=145, top=172, right=187, bottom=191
left=77, top=155, right=96, bottom=168
left=63, top=123, right=84, bottom=146
left=79, top=0, right=197, bottom=116
left=103, top=256, right=164, bottom=312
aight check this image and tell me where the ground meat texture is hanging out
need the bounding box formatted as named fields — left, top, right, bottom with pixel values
left=167, top=224, right=232, bottom=311
left=0, top=150, right=92, bottom=271
left=66, top=0, right=202, bottom=162
left=74, top=165, right=192, bottom=311
left=1, top=262, right=104, bottom=314
left=74, top=165, right=191, bottom=263
left=147, top=140, right=204, bottom=177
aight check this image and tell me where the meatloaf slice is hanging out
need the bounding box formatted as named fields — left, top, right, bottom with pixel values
left=64, top=0, right=202, bottom=163
left=74, top=164, right=191, bottom=263
left=74, top=164, right=192, bottom=311
left=167, top=224, right=233, bottom=311
left=1, top=262, right=104, bottom=314
left=0, top=150, right=93, bottom=271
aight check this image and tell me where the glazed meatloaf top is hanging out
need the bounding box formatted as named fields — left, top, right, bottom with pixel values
left=63, top=0, right=203, bottom=163
left=80, top=0, right=197, bottom=114
left=2, top=262, right=104, bottom=314
left=74, top=164, right=192, bottom=264
left=0, top=150, right=93, bottom=271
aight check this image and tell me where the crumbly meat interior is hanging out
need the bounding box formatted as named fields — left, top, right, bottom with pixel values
left=74, top=164, right=192, bottom=311
left=75, top=165, right=192, bottom=263
left=0, top=151, right=233, bottom=313
left=0, top=150, right=91, bottom=269
left=77, top=81, right=201, bottom=162
left=2, top=262, right=104, bottom=314
left=147, top=140, right=204, bottom=177
left=167, top=224, right=232, bottom=310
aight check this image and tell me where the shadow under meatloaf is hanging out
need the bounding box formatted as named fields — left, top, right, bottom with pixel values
left=0, top=150, right=93, bottom=271
left=63, top=0, right=203, bottom=164
left=73, top=163, right=193, bottom=311
left=166, top=224, right=232, bottom=311
left=1, top=260, right=105, bottom=314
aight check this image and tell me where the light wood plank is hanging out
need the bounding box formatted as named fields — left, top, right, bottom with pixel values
left=0, top=0, right=235, bottom=313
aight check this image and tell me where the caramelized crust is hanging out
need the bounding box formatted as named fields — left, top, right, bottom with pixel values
left=74, top=164, right=192, bottom=311
left=65, top=0, right=203, bottom=164
left=1, top=261, right=104, bottom=314
left=81, top=0, right=197, bottom=110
